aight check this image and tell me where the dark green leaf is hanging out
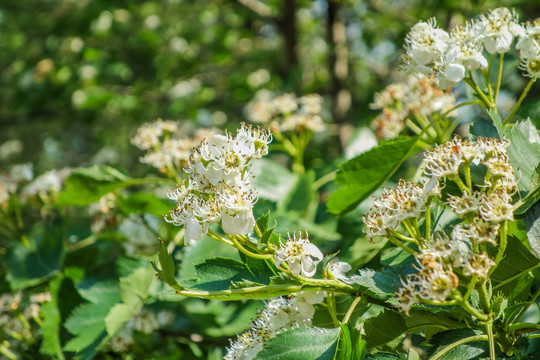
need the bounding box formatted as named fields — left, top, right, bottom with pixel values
left=486, top=109, right=504, bottom=138
left=327, top=137, right=418, bottom=214
left=364, top=309, right=407, bottom=348
left=349, top=269, right=399, bottom=300
left=57, top=165, right=131, bottom=206
left=193, top=257, right=265, bottom=291
left=491, top=236, right=540, bottom=298
left=427, top=329, right=486, bottom=360
left=469, top=118, right=499, bottom=140
left=255, top=327, right=341, bottom=359
left=6, top=223, right=64, bottom=290
left=365, top=353, right=401, bottom=359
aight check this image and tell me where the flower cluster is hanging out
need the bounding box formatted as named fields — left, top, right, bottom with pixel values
left=21, top=168, right=71, bottom=204
left=365, top=136, right=517, bottom=314
left=370, top=75, right=456, bottom=140
left=0, top=291, right=52, bottom=354
left=246, top=93, right=325, bottom=133
left=363, top=179, right=441, bottom=240
left=274, top=231, right=324, bottom=277
left=403, top=8, right=534, bottom=86
left=165, top=124, right=271, bottom=243
left=225, top=291, right=326, bottom=360
left=131, top=118, right=220, bottom=170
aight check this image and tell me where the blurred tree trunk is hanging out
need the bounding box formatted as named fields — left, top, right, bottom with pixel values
left=280, top=0, right=299, bottom=80
left=327, top=1, right=352, bottom=150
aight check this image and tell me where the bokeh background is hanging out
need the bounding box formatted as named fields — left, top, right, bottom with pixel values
left=1, top=0, right=540, bottom=359
left=3, top=0, right=537, bottom=175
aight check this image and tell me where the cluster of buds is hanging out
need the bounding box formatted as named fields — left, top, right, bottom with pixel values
left=370, top=75, right=456, bottom=140
left=131, top=118, right=220, bottom=170
left=225, top=291, right=326, bottom=360
left=362, top=179, right=441, bottom=241
left=165, top=124, right=272, bottom=243
left=246, top=93, right=325, bottom=133
left=364, top=136, right=516, bottom=314
left=403, top=8, right=534, bottom=86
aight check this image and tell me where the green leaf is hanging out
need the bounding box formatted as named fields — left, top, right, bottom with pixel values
left=515, top=163, right=540, bottom=215
left=327, top=137, right=418, bottom=214
left=281, top=170, right=315, bottom=212
left=57, top=165, right=130, bottom=206
left=427, top=329, right=486, bottom=360
left=64, top=281, right=121, bottom=352
left=335, top=323, right=366, bottom=360
left=192, top=257, right=266, bottom=291
left=365, top=353, right=401, bottom=360
left=407, top=348, right=421, bottom=360
left=154, top=239, right=182, bottom=291
left=506, top=119, right=540, bottom=194
left=525, top=199, right=540, bottom=257
left=469, top=118, right=499, bottom=140
left=118, top=192, right=172, bottom=216
left=252, top=158, right=295, bottom=202
left=486, top=109, right=504, bottom=138
left=491, top=236, right=540, bottom=298
left=6, top=222, right=64, bottom=290
left=364, top=309, right=407, bottom=348
left=105, top=265, right=154, bottom=336
left=178, top=236, right=240, bottom=285
left=255, top=327, right=341, bottom=359
left=39, top=276, right=63, bottom=357
left=349, top=269, right=399, bottom=300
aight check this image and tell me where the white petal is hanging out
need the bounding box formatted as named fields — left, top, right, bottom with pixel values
left=306, top=243, right=323, bottom=261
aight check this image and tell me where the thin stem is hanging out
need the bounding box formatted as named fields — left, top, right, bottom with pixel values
left=489, top=221, right=507, bottom=276
left=484, top=55, right=494, bottom=102
left=503, top=77, right=536, bottom=124
left=387, top=234, right=417, bottom=255
left=492, top=262, right=540, bottom=290
left=429, top=335, right=489, bottom=360
left=424, top=197, right=434, bottom=240
left=494, top=53, right=504, bottom=104
left=342, top=296, right=362, bottom=325
left=440, top=100, right=484, bottom=119
left=459, top=299, right=488, bottom=321
left=463, top=162, right=472, bottom=190
left=229, top=235, right=273, bottom=260
left=485, top=320, right=496, bottom=360
left=388, top=229, right=418, bottom=243
left=65, top=235, right=98, bottom=252
left=327, top=293, right=340, bottom=327
left=450, top=174, right=468, bottom=193
left=508, top=322, right=540, bottom=334
left=312, top=171, right=336, bottom=191
left=207, top=229, right=234, bottom=246
left=462, top=277, right=478, bottom=303
left=516, top=287, right=540, bottom=322
left=464, top=76, right=493, bottom=110
left=478, top=281, right=491, bottom=314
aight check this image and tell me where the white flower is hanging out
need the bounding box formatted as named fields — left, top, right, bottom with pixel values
left=274, top=232, right=323, bottom=277
left=326, top=258, right=352, bottom=281
left=403, top=19, right=449, bottom=74
left=473, top=8, right=522, bottom=54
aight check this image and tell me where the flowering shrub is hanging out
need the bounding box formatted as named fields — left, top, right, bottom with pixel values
left=1, top=5, right=540, bottom=360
